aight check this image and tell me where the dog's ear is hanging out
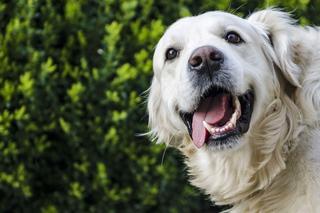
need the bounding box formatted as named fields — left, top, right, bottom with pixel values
left=147, top=78, right=174, bottom=144
left=248, top=9, right=302, bottom=87
left=147, top=78, right=163, bottom=142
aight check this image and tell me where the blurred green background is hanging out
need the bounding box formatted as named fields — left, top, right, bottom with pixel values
left=0, top=0, right=319, bottom=212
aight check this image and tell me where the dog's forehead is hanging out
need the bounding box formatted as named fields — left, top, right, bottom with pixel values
left=197, top=11, right=247, bottom=25
left=164, top=11, right=251, bottom=38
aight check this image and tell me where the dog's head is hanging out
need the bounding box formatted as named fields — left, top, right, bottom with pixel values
left=148, top=9, right=305, bottom=204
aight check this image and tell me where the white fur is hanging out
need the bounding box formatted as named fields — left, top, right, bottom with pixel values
left=148, top=9, right=320, bottom=212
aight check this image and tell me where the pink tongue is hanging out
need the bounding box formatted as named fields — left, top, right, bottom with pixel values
left=191, top=94, right=230, bottom=148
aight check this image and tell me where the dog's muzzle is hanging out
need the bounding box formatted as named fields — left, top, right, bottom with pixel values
left=178, top=46, right=255, bottom=150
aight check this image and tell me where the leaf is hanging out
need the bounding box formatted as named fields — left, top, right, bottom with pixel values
left=59, top=118, right=71, bottom=133
left=41, top=58, right=57, bottom=75
left=67, top=82, right=85, bottom=103
left=0, top=81, right=15, bottom=102
left=18, top=72, right=34, bottom=97
left=14, top=106, right=28, bottom=120
left=69, top=182, right=84, bottom=199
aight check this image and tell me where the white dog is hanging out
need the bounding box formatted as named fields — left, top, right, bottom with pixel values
left=147, top=9, right=320, bottom=212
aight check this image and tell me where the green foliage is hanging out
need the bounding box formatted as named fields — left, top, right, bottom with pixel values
left=0, top=0, right=318, bottom=212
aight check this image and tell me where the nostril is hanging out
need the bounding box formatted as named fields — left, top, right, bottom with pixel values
left=189, top=56, right=203, bottom=67
left=209, top=51, right=223, bottom=62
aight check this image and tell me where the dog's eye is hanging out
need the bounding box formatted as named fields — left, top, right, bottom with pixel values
left=165, top=48, right=178, bottom=60
left=225, top=32, right=243, bottom=44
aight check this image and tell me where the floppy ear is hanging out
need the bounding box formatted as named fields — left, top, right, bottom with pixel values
left=148, top=77, right=190, bottom=149
left=147, top=78, right=174, bottom=144
left=247, top=9, right=302, bottom=87
left=148, top=78, right=165, bottom=142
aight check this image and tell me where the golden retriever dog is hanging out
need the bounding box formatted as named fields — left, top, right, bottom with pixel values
left=147, top=9, right=320, bottom=212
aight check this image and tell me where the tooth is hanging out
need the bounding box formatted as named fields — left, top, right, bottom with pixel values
left=234, top=97, right=241, bottom=118
left=204, top=121, right=216, bottom=135
left=230, top=112, right=237, bottom=125
left=203, top=121, right=212, bottom=131
left=212, top=128, right=218, bottom=134
left=236, top=111, right=241, bottom=119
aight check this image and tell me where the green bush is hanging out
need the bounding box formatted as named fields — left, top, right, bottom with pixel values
left=0, top=0, right=317, bottom=212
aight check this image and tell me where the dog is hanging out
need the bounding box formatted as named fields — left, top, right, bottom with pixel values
left=147, top=8, right=320, bottom=212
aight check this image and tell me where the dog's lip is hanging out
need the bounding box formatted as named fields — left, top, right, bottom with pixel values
left=180, top=88, right=254, bottom=148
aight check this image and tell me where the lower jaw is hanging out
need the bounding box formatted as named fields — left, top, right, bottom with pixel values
left=205, top=132, right=242, bottom=151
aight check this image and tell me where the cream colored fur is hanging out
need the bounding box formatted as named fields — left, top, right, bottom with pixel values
left=148, top=9, right=320, bottom=212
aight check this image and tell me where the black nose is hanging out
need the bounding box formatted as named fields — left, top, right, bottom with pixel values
left=188, top=46, right=224, bottom=72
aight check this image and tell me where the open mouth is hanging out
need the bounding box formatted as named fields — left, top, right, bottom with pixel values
left=180, top=86, right=254, bottom=149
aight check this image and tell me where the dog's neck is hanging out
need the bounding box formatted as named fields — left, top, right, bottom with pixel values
left=231, top=130, right=320, bottom=212
left=180, top=126, right=320, bottom=212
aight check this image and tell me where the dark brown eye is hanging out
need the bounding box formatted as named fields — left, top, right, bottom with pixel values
left=165, top=48, right=178, bottom=60
left=225, top=32, right=243, bottom=44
